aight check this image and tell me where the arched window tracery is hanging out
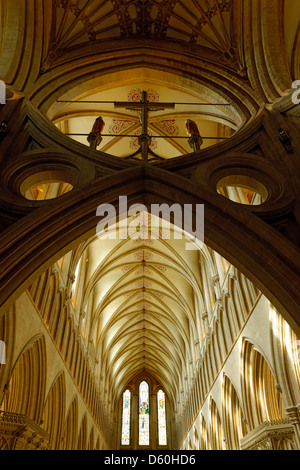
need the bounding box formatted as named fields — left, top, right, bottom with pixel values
left=121, top=389, right=131, bottom=446
left=157, top=389, right=167, bottom=445
left=120, top=380, right=168, bottom=448
left=139, top=380, right=150, bottom=446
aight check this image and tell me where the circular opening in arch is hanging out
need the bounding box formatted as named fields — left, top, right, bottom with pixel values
left=216, top=175, right=268, bottom=205
left=20, top=171, right=74, bottom=201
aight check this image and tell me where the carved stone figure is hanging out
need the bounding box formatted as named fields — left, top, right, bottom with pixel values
left=87, top=116, right=105, bottom=149
left=278, top=128, right=292, bottom=153
left=185, top=119, right=200, bottom=136
left=185, top=119, right=203, bottom=152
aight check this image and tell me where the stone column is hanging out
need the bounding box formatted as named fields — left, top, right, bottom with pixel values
left=132, top=392, right=138, bottom=449
left=150, top=392, right=158, bottom=449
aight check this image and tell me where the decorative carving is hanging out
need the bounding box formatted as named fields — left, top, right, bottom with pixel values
left=278, top=128, right=293, bottom=153
left=285, top=406, right=300, bottom=426
left=68, top=273, right=76, bottom=284
left=79, top=310, right=86, bottom=320
left=0, top=411, right=49, bottom=450
left=240, top=420, right=296, bottom=451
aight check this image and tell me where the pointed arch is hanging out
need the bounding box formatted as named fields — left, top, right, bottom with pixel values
left=199, top=414, right=210, bottom=450
left=60, top=396, right=78, bottom=450
left=0, top=165, right=300, bottom=342
left=139, top=380, right=150, bottom=446
left=269, top=304, right=300, bottom=406
left=157, top=389, right=167, bottom=446
left=1, top=335, right=46, bottom=424
left=222, top=373, right=247, bottom=450
left=95, top=436, right=101, bottom=450
left=121, top=388, right=131, bottom=446
left=241, top=339, right=286, bottom=431
left=88, top=427, right=95, bottom=450
left=42, top=371, right=66, bottom=449
left=0, top=306, right=15, bottom=408
left=209, top=397, right=226, bottom=450
left=78, top=413, right=88, bottom=450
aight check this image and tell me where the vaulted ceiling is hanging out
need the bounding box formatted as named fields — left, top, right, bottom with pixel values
left=19, top=0, right=258, bottom=407
left=2, top=0, right=299, bottom=417
left=44, top=0, right=240, bottom=159
left=43, top=0, right=241, bottom=72
left=67, top=212, right=212, bottom=407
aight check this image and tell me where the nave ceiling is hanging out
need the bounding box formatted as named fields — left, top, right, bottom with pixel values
left=59, top=213, right=212, bottom=405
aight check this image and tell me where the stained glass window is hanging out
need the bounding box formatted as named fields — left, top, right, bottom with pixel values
left=139, top=381, right=150, bottom=445
left=121, top=389, right=131, bottom=445
left=157, top=389, right=167, bottom=445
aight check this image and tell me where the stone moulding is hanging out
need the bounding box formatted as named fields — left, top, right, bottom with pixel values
left=240, top=419, right=295, bottom=450
left=0, top=411, right=49, bottom=450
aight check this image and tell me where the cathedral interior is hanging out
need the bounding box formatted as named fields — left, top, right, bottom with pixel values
left=0, top=0, right=300, bottom=451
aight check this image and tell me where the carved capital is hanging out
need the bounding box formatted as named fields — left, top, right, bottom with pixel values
left=68, top=273, right=76, bottom=284
left=0, top=411, right=49, bottom=450
left=286, top=406, right=300, bottom=425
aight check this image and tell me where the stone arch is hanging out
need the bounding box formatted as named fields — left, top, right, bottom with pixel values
left=95, top=436, right=101, bottom=450
left=209, top=396, right=225, bottom=450
left=199, top=414, right=210, bottom=450
left=88, top=426, right=95, bottom=450
left=269, top=305, right=300, bottom=407
left=78, top=413, right=88, bottom=450
left=222, top=373, right=248, bottom=450
left=0, top=306, right=15, bottom=406
left=0, top=164, right=299, bottom=339
left=241, top=338, right=286, bottom=431
left=37, top=56, right=259, bottom=128
left=1, top=335, right=46, bottom=424
left=193, top=425, right=200, bottom=450
left=60, top=396, right=78, bottom=450
left=42, top=371, right=66, bottom=450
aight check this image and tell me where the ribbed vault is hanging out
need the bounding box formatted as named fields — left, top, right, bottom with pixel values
left=0, top=0, right=300, bottom=449
left=72, top=214, right=206, bottom=404
left=42, top=0, right=243, bottom=75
